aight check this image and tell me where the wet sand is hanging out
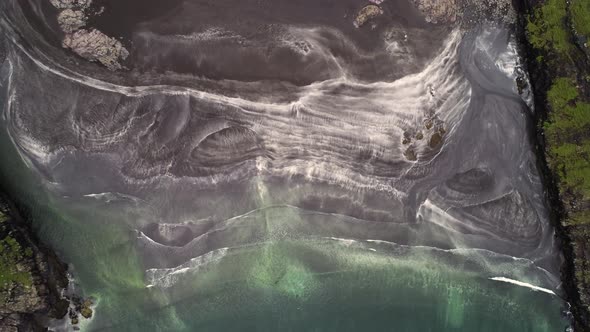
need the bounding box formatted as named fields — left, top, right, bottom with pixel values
left=0, top=0, right=571, bottom=330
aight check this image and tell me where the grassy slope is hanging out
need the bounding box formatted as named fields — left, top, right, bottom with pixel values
left=526, top=0, right=590, bottom=321
left=572, top=0, right=590, bottom=39
left=0, top=236, right=33, bottom=289
left=0, top=210, right=33, bottom=301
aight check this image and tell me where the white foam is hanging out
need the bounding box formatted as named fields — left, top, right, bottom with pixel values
left=489, top=277, right=556, bottom=296
left=327, top=236, right=359, bottom=246
left=145, top=247, right=230, bottom=288
left=83, top=192, right=144, bottom=204
left=5, top=26, right=472, bottom=195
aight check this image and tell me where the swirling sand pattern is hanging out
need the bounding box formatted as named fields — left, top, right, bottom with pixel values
left=0, top=0, right=567, bottom=330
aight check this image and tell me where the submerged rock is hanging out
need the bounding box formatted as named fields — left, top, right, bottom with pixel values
left=353, top=5, right=384, bottom=28
left=81, top=298, right=93, bottom=317
left=428, top=132, right=442, bottom=148
left=63, top=29, right=129, bottom=70
left=57, top=9, right=86, bottom=33
left=404, top=147, right=417, bottom=161
left=80, top=306, right=92, bottom=319
left=428, top=126, right=446, bottom=148
left=402, top=131, right=412, bottom=145
left=69, top=296, right=94, bottom=321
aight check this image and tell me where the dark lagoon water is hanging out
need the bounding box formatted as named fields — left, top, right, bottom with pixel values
left=0, top=0, right=572, bottom=331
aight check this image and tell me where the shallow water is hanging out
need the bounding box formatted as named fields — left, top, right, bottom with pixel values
left=0, top=0, right=571, bottom=331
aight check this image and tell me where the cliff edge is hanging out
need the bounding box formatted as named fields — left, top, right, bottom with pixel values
left=517, top=0, right=590, bottom=330
left=0, top=195, right=70, bottom=331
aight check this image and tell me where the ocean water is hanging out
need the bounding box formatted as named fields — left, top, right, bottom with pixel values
left=0, top=0, right=571, bottom=331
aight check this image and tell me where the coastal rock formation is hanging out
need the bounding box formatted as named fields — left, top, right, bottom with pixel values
left=0, top=202, right=70, bottom=331
left=411, top=0, right=458, bottom=24
left=353, top=5, right=384, bottom=28
left=62, top=29, right=129, bottom=70
left=57, top=9, right=86, bottom=33
left=522, top=0, right=590, bottom=330
left=0, top=0, right=573, bottom=330
left=49, top=0, right=91, bottom=10
left=411, top=0, right=515, bottom=25
left=49, top=0, right=128, bottom=71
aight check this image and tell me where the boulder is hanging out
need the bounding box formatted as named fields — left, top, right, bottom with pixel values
left=57, top=9, right=86, bottom=33
left=63, top=29, right=129, bottom=70
left=354, top=5, right=384, bottom=28
left=49, top=0, right=92, bottom=10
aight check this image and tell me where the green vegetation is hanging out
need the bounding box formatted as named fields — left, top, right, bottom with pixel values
left=544, top=78, right=590, bottom=200
left=571, top=0, right=590, bottom=40
left=0, top=211, right=33, bottom=296
left=527, top=0, right=590, bottom=323
left=527, top=0, right=572, bottom=55
left=0, top=235, right=33, bottom=290
left=568, top=211, right=590, bottom=226
left=527, top=0, right=590, bottom=213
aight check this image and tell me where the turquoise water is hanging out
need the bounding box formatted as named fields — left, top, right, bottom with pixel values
left=0, top=124, right=569, bottom=331
left=0, top=10, right=571, bottom=330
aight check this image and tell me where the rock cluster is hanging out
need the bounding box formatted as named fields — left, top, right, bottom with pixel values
left=0, top=202, right=70, bottom=332
left=401, top=114, right=446, bottom=162
left=411, top=0, right=515, bottom=25
left=411, top=0, right=458, bottom=24
left=49, top=0, right=92, bottom=10
left=68, top=296, right=94, bottom=329
left=63, top=29, right=130, bottom=70
left=57, top=9, right=86, bottom=33
left=49, top=0, right=129, bottom=70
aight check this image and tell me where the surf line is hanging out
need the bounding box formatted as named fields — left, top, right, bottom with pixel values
left=489, top=277, right=556, bottom=296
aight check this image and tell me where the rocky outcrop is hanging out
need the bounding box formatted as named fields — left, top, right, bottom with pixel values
left=57, top=9, right=86, bottom=33
left=411, top=0, right=458, bottom=24
left=49, top=0, right=129, bottom=71
left=410, top=0, right=515, bottom=25
left=63, top=29, right=129, bottom=70
left=49, top=0, right=91, bottom=10
left=353, top=5, right=384, bottom=28
left=0, top=198, right=70, bottom=331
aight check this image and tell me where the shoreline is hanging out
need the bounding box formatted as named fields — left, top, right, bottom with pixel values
left=514, top=0, right=590, bottom=330
left=0, top=189, right=71, bottom=331
left=0, top=0, right=581, bottom=330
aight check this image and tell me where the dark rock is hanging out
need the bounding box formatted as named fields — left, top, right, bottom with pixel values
left=402, top=131, right=411, bottom=145
left=0, top=197, right=70, bottom=332
left=428, top=132, right=443, bottom=148
left=404, top=147, right=417, bottom=161
left=80, top=306, right=92, bottom=319
left=50, top=296, right=69, bottom=318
